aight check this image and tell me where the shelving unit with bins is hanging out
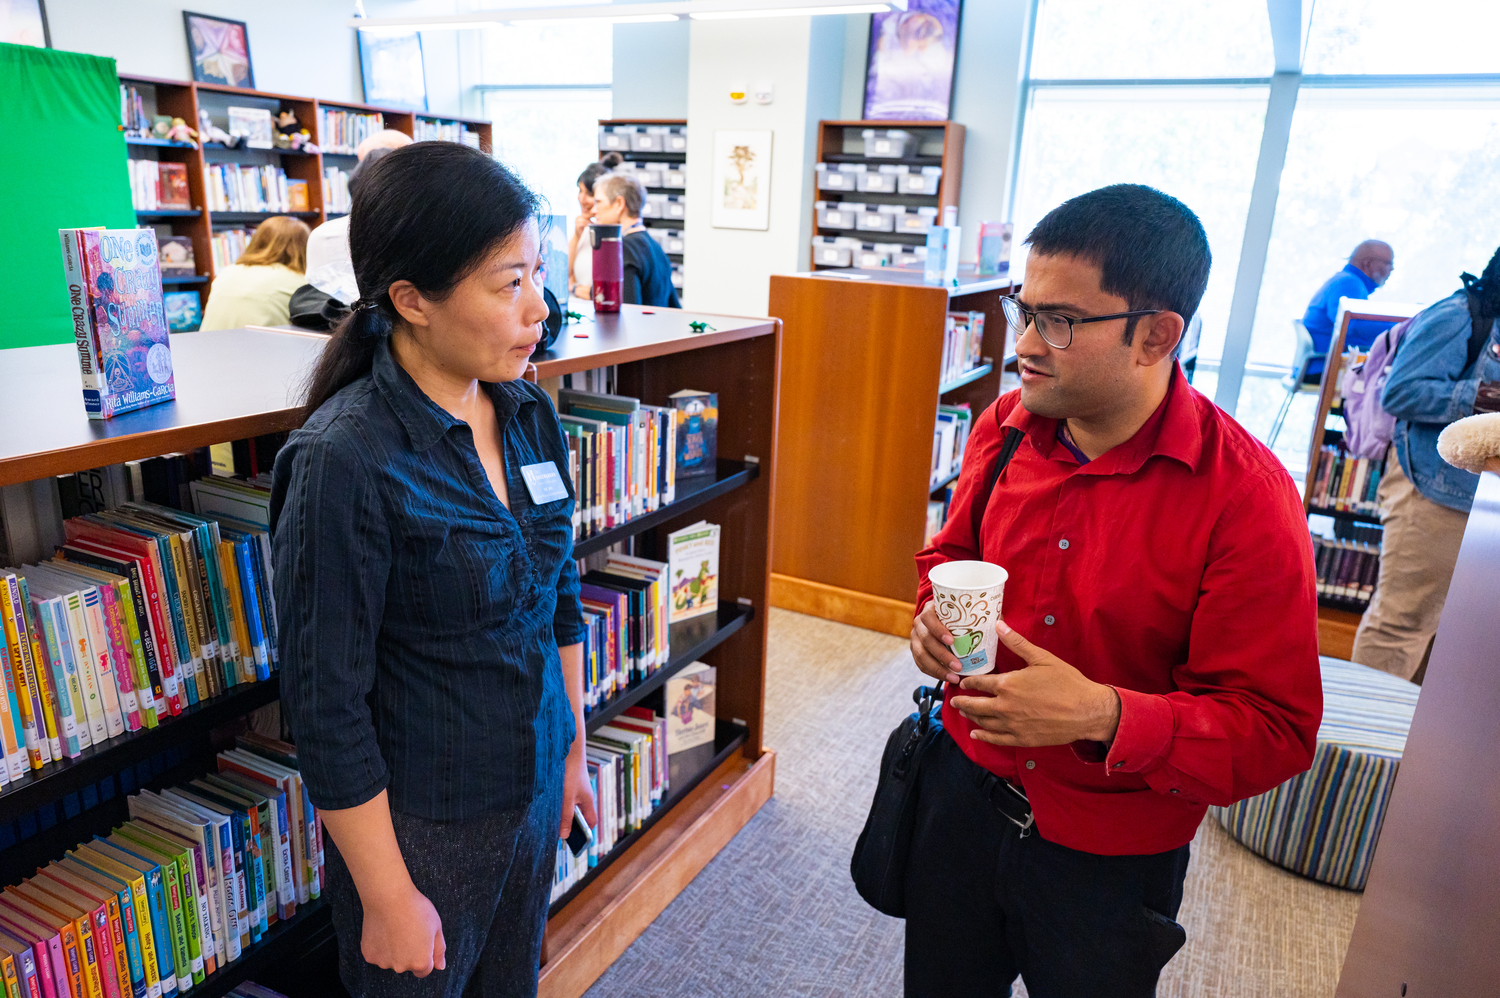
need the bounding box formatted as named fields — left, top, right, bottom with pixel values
left=0, top=302, right=777, bottom=997
left=118, top=73, right=492, bottom=306
left=1301, top=300, right=1423, bottom=657
left=809, top=119, right=964, bottom=272
left=598, top=119, right=688, bottom=302
left=767, top=267, right=1015, bottom=638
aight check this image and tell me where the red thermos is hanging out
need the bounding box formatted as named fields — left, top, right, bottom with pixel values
left=590, top=224, right=623, bottom=313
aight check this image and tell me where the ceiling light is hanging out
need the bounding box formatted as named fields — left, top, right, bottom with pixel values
left=690, top=3, right=891, bottom=16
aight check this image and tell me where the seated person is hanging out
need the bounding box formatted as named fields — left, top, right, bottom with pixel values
left=1302, top=239, right=1396, bottom=376
left=199, top=215, right=310, bottom=331
left=569, top=152, right=623, bottom=300
left=592, top=173, right=681, bottom=309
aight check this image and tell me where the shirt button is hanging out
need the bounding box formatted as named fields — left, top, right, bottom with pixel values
left=1113, top=762, right=1124, bottom=769
left=1044, top=614, right=1056, bottom=625
left=1025, top=760, right=1036, bottom=770
left=1170, top=788, right=1181, bottom=794
left=1058, top=539, right=1070, bottom=550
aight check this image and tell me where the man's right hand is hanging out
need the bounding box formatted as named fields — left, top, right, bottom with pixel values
left=911, top=600, right=962, bottom=684
left=360, top=882, right=446, bottom=978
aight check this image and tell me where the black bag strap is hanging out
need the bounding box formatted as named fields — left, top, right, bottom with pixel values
left=969, top=423, right=1026, bottom=544
left=1461, top=277, right=1495, bottom=372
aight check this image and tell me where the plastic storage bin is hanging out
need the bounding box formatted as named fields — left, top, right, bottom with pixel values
left=898, top=166, right=943, bottom=195
left=661, top=230, right=685, bottom=255
left=630, top=130, right=663, bottom=152
left=816, top=200, right=859, bottom=230
left=641, top=193, right=666, bottom=218
left=663, top=166, right=687, bottom=189
left=661, top=195, right=686, bottom=220
left=670, top=264, right=684, bottom=289
left=856, top=166, right=901, bottom=194
left=813, top=236, right=853, bottom=268
left=816, top=163, right=864, bottom=191
left=856, top=208, right=896, bottom=233
left=664, top=128, right=688, bottom=153
left=895, top=205, right=940, bottom=234
left=862, top=128, right=915, bottom=158
left=599, top=127, right=634, bottom=152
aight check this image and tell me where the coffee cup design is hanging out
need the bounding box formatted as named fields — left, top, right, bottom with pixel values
left=928, top=561, right=1009, bottom=676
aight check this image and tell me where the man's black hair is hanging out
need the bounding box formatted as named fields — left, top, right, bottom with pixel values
left=1025, top=184, right=1211, bottom=344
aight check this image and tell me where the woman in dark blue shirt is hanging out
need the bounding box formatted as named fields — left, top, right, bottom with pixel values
left=270, top=142, right=593, bottom=996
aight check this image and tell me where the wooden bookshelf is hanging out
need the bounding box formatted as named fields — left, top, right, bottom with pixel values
left=768, top=266, right=1015, bottom=637
left=0, top=303, right=777, bottom=998
left=119, top=74, right=493, bottom=307
left=598, top=119, right=688, bottom=302
left=1302, top=300, right=1423, bottom=645
left=809, top=119, right=964, bottom=272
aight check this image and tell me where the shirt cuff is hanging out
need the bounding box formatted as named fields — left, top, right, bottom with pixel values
left=1103, top=686, right=1174, bottom=775
left=306, top=770, right=390, bottom=813
left=1450, top=375, right=1482, bottom=422
left=554, top=622, right=587, bottom=647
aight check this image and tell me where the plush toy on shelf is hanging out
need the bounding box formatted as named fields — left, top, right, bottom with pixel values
left=276, top=109, right=300, bottom=134
left=164, top=117, right=199, bottom=146
left=197, top=107, right=240, bottom=148
left=152, top=114, right=173, bottom=138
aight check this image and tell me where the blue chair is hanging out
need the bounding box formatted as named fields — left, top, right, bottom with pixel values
left=1267, top=319, right=1325, bottom=448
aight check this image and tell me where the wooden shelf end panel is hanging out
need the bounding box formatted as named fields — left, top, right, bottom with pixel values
left=539, top=749, right=776, bottom=998
left=1317, top=605, right=1362, bottom=661
left=770, top=573, right=915, bottom=639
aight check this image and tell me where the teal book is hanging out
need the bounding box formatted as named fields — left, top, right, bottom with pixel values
left=87, top=839, right=177, bottom=991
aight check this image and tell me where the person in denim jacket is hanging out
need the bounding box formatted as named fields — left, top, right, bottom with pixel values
left=1352, top=245, right=1500, bottom=681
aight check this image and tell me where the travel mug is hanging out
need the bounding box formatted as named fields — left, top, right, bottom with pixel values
left=591, top=224, right=623, bottom=313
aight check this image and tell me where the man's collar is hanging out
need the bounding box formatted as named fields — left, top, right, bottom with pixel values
left=372, top=337, right=536, bottom=451
left=1343, top=262, right=1379, bottom=293
left=1000, top=364, right=1203, bottom=475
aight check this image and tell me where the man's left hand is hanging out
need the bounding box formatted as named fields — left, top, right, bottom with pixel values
left=949, top=619, right=1122, bottom=748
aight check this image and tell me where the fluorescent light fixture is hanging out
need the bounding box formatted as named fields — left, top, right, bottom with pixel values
left=690, top=3, right=889, bottom=15
left=348, top=0, right=904, bottom=30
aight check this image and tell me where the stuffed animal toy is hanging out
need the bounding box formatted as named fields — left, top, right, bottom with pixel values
left=1437, top=412, right=1500, bottom=475
left=197, top=108, right=240, bottom=148
left=164, top=117, right=198, bottom=146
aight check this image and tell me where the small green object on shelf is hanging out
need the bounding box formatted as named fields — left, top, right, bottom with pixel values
left=689, top=321, right=716, bottom=334
left=565, top=309, right=585, bottom=321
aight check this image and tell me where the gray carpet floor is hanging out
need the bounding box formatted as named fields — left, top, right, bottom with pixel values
left=583, top=609, right=1361, bottom=998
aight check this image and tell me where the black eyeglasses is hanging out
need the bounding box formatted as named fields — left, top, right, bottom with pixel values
left=1000, top=295, right=1161, bottom=350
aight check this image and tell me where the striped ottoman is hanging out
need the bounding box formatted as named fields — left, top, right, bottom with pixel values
left=1211, top=656, right=1419, bottom=890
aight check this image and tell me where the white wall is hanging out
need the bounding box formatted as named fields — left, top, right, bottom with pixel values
left=612, top=20, right=690, bottom=120
left=683, top=15, right=845, bottom=317
left=45, top=0, right=469, bottom=115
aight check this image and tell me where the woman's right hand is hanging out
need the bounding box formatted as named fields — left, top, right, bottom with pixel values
left=360, top=882, right=446, bottom=978
left=573, top=212, right=591, bottom=236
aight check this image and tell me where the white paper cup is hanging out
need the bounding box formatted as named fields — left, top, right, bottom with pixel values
left=928, top=560, right=1009, bottom=676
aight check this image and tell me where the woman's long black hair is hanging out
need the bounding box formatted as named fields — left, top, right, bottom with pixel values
left=301, top=142, right=541, bottom=419
left=1462, top=244, right=1500, bottom=322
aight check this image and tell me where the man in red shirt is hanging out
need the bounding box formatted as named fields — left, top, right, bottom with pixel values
left=905, top=184, right=1322, bottom=997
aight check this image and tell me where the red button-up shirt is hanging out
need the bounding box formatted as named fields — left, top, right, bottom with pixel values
left=916, top=367, right=1322, bottom=856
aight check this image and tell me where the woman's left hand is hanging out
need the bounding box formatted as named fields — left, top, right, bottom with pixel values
left=559, top=744, right=598, bottom=835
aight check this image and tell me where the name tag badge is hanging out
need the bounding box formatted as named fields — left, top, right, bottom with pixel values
left=520, top=461, right=570, bottom=505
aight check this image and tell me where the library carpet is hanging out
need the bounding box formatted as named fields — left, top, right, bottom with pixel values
left=583, top=609, right=1363, bottom=998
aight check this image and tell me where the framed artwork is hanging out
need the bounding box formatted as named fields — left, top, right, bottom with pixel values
left=184, top=11, right=254, bottom=89
left=358, top=30, right=428, bottom=112
left=862, top=0, right=963, bottom=122
left=0, top=0, right=50, bottom=47
left=710, top=129, right=772, bottom=231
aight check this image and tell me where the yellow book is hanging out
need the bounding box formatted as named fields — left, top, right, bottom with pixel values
left=0, top=578, right=44, bottom=769
left=71, top=845, right=167, bottom=998
left=217, top=542, right=254, bottom=685
left=0, top=944, right=20, bottom=998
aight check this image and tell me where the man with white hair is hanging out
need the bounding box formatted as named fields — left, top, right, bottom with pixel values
left=1301, top=239, right=1396, bottom=376
left=301, top=129, right=414, bottom=309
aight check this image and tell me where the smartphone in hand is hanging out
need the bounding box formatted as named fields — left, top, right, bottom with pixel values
left=566, top=804, right=593, bottom=857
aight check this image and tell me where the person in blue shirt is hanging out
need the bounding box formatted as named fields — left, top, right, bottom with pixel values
left=1352, top=244, right=1500, bottom=682
left=1302, top=240, right=1396, bottom=376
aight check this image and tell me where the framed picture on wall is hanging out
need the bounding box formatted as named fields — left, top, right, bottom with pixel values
left=358, top=30, right=429, bottom=111
left=184, top=11, right=254, bottom=89
left=862, top=0, right=963, bottom=121
left=710, top=129, right=773, bottom=231
left=1, top=0, right=50, bottom=47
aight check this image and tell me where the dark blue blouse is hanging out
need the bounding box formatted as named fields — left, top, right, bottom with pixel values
left=271, top=337, right=584, bottom=820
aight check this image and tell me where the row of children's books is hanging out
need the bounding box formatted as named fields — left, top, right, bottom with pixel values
left=555, top=389, right=679, bottom=542
left=930, top=404, right=972, bottom=488
left=941, top=311, right=986, bottom=386
left=1311, top=534, right=1379, bottom=607
left=0, top=733, right=319, bottom=998
left=923, top=481, right=958, bottom=547
left=553, top=707, right=670, bottom=902
left=201, top=166, right=304, bottom=216
left=0, top=478, right=277, bottom=780
left=315, top=110, right=384, bottom=156
left=208, top=230, right=254, bottom=273
left=411, top=120, right=482, bottom=147
left=1308, top=444, right=1385, bottom=516
left=321, top=168, right=350, bottom=214
left=127, top=163, right=191, bottom=214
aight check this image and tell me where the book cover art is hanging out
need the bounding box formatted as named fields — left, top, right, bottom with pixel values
left=285, top=180, right=309, bottom=213
left=157, top=164, right=191, bottom=210
left=164, top=292, right=202, bottom=333
left=159, top=237, right=195, bottom=277
left=226, top=107, right=273, bottom=150
left=668, top=390, right=717, bottom=480
left=79, top=228, right=176, bottom=419
left=667, top=521, right=719, bottom=623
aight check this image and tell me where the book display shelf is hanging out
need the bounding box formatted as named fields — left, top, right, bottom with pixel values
left=0, top=304, right=778, bottom=997
left=1301, top=300, right=1422, bottom=658
left=809, top=119, right=964, bottom=272
left=768, top=267, right=1016, bottom=638
left=598, top=119, right=688, bottom=302
left=120, top=73, right=492, bottom=306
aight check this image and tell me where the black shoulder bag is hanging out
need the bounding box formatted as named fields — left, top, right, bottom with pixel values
left=849, top=422, right=1024, bottom=918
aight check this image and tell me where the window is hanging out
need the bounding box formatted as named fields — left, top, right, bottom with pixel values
left=1029, top=0, right=1273, bottom=80
left=1011, top=86, right=1268, bottom=363
left=483, top=88, right=614, bottom=222
left=479, top=22, right=611, bottom=87
left=1303, top=0, right=1500, bottom=76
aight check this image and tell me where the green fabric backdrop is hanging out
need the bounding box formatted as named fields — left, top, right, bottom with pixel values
left=0, top=42, right=135, bottom=350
